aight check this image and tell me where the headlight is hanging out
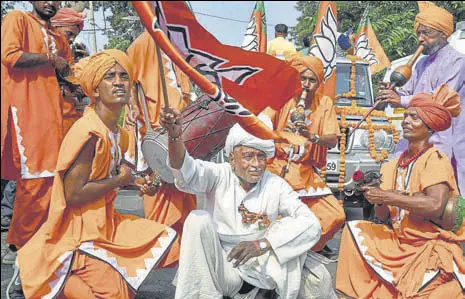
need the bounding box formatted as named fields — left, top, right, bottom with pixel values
left=359, top=130, right=391, bottom=150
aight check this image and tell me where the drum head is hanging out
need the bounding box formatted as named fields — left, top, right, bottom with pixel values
left=141, top=130, right=175, bottom=184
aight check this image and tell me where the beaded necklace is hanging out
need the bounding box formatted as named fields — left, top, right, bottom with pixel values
left=397, top=143, right=433, bottom=168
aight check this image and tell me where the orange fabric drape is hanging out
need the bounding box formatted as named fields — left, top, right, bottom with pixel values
left=17, top=109, right=176, bottom=299
left=336, top=147, right=465, bottom=298
left=124, top=31, right=195, bottom=267
left=6, top=177, right=53, bottom=247
left=1, top=11, right=72, bottom=180
left=264, top=94, right=344, bottom=251
left=61, top=252, right=135, bottom=299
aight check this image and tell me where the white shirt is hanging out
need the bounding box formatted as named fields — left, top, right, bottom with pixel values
left=171, top=152, right=321, bottom=264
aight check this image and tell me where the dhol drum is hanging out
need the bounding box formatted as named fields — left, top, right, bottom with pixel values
left=431, top=194, right=464, bottom=232
left=142, top=97, right=236, bottom=183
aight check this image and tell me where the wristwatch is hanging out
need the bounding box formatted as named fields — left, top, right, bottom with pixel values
left=259, top=239, right=269, bottom=251
left=313, top=134, right=320, bottom=144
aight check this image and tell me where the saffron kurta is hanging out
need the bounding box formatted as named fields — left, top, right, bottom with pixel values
left=396, top=45, right=465, bottom=194
left=124, top=31, right=195, bottom=266
left=336, top=146, right=465, bottom=299
left=1, top=10, right=72, bottom=247
left=17, top=109, right=177, bottom=299
left=264, top=94, right=345, bottom=251
left=1, top=10, right=72, bottom=180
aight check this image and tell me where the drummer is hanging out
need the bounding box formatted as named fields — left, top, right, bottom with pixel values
left=16, top=49, right=178, bottom=299
left=263, top=54, right=345, bottom=259
left=160, top=108, right=337, bottom=298
left=336, top=85, right=464, bottom=299
left=123, top=31, right=195, bottom=267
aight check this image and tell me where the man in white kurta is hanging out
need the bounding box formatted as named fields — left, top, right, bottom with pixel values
left=161, top=109, right=333, bottom=299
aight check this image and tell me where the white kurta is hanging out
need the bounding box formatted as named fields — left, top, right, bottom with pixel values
left=171, top=152, right=322, bottom=298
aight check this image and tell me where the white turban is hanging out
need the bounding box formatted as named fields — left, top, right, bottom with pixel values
left=224, top=114, right=275, bottom=159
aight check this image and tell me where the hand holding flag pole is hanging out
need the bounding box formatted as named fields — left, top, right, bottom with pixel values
left=131, top=1, right=308, bottom=146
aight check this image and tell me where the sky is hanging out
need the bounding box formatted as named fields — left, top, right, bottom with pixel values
left=14, top=1, right=301, bottom=53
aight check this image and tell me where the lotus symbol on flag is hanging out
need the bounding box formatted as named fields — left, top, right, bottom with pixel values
left=242, top=16, right=259, bottom=51
left=355, top=33, right=379, bottom=66
left=309, top=6, right=337, bottom=82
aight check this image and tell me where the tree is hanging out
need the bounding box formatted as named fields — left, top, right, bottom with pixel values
left=2, top=1, right=19, bottom=19
left=293, top=1, right=465, bottom=61
left=101, top=2, right=144, bottom=52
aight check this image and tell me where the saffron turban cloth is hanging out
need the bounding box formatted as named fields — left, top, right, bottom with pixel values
left=286, top=54, right=325, bottom=85
left=224, top=114, right=275, bottom=159
left=414, top=2, right=454, bottom=37
left=407, top=84, right=461, bottom=132
left=51, top=8, right=86, bottom=31
left=79, top=49, right=134, bottom=106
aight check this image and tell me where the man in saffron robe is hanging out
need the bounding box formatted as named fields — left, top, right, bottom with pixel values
left=14, top=49, right=177, bottom=299
left=377, top=3, right=465, bottom=194
left=51, top=7, right=88, bottom=135
left=336, top=85, right=464, bottom=299
left=123, top=31, right=195, bottom=266
left=264, top=55, right=345, bottom=255
left=1, top=0, right=71, bottom=253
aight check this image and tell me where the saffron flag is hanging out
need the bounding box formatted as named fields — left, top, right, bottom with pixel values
left=309, top=1, right=338, bottom=99
left=354, top=7, right=391, bottom=74
left=242, top=1, right=267, bottom=52
left=131, top=1, right=306, bottom=144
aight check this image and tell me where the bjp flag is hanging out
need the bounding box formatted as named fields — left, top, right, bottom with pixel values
left=131, top=1, right=306, bottom=144
left=242, top=1, right=267, bottom=53
left=309, top=1, right=338, bottom=99
left=355, top=8, right=391, bottom=74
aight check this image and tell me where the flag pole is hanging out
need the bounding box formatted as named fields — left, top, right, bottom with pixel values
left=155, top=43, right=170, bottom=109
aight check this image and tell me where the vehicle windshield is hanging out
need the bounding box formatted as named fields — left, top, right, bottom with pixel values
left=335, top=63, right=372, bottom=107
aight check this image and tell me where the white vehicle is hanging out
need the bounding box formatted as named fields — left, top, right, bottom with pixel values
left=326, top=58, right=396, bottom=204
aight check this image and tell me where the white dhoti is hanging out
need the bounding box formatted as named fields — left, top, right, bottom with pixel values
left=174, top=210, right=335, bottom=299
left=174, top=210, right=243, bottom=298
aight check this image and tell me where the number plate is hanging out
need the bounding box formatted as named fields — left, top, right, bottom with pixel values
left=326, top=159, right=339, bottom=174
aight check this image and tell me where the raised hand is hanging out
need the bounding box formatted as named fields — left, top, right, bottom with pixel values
left=160, top=106, right=183, bottom=139
left=376, top=82, right=401, bottom=106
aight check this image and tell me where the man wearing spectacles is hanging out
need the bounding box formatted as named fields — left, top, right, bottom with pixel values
left=376, top=3, right=465, bottom=195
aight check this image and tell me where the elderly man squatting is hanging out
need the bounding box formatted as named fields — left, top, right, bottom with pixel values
left=161, top=106, right=340, bottom=298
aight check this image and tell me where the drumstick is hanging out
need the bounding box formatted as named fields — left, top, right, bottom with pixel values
left=155, top=43, right=170, bottom=109
left=137, top=82, right=153, bottom=132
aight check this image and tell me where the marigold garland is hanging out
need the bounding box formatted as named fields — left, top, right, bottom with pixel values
left=335, top=105, right=400, bottom=191
left=335, top=55, right=363, bottom=100
left=331, top=55, right=400, bottom=190
left=338, top=114, right=347, bottom=190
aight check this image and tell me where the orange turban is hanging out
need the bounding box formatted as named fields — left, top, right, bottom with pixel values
left=414, top=2, right=454, bottom=37
left=51, top=8, right=86, bottom=32
left=408, top=84, right=461, bottom=132
left=80, top=49, right=134, bottom=106
left=287, top=54, right=325, bottom=85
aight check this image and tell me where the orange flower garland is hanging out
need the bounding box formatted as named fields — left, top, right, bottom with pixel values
left=335, top=105, right=400, bottom=190
left=335, top=55, right=363, bottom=100
left=338, top=114, right=347, bottom=190
left=332, top=55, right=400, bottom=190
